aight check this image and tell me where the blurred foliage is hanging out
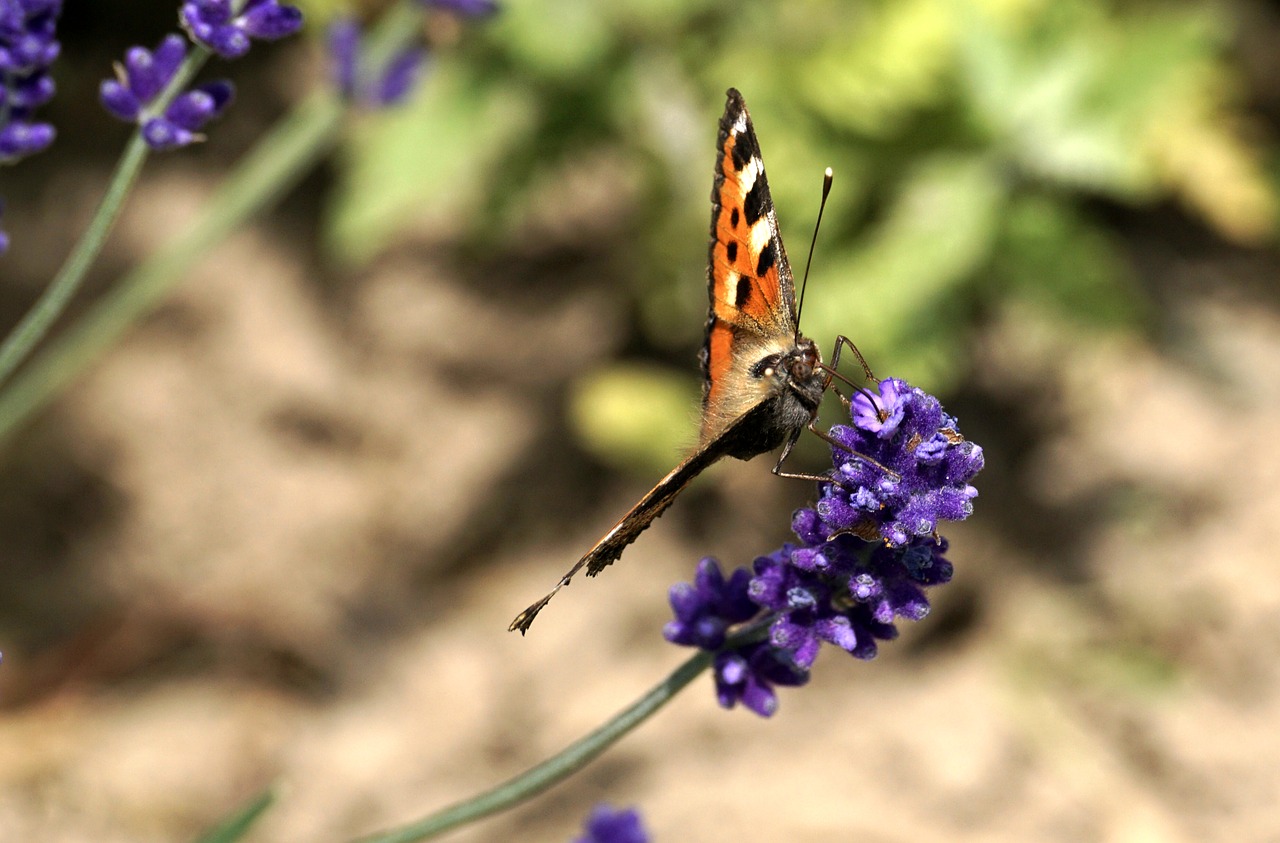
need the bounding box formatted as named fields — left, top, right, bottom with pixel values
left=322, top=0, right=1277, bottom=469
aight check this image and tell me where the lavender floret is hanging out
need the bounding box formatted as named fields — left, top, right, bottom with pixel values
left=180, top=0, right=303, bottom=60
left=99, top=34, right=234, bottom=151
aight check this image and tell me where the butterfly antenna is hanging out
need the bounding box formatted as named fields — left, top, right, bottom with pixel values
left=794, top=167, right=834, bottom=342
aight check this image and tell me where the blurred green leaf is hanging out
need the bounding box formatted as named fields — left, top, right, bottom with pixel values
left=495, top=0, right=612, bottom=80
left=327, top=66, right=535, bottom=263
left=994, top=195, right=1143, bottom=329
left=805, top=154, right=1007, bottom=390
left=570, top=364, right=699, bottom=475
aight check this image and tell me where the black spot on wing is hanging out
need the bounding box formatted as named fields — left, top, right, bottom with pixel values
left=755, top=241, right=775, bottom=277
left=744, top=178, right=766, bottom=226
left=725, top=241, right=737, bottom=263
left=734, top=275, right=753, bottom=308
left=730, top=131, right=755, bottom=172
left=730, top=207, right=739, bottom=228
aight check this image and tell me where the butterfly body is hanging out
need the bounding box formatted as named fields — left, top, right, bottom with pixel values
left=510, top=88, right=829, bottom=634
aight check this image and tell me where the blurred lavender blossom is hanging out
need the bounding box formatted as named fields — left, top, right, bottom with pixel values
left=328, top=17, right=427, bottom=109
left=573, top=805, right=650, bottom=843
left=180, top=0, right=302, bottom=59
left=99, top=33, right=235, bottom=151
left=328, top=0, right=498, bottom=109
left=1, top=0, right=62, bottom=253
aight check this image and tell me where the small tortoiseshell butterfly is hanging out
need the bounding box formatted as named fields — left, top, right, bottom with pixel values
left=511, top=88, right=865, bottom=634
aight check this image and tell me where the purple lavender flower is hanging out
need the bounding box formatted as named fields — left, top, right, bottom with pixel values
left=666, top=377, right=982, bottom=716
left=180, top=0, right=303, bottom=60
left=422, top=0, right=500, bottom=16
left=573, top=805, right=649, bottom=843
left=662, top=557, right=756, bottom=650
left=328, top=17, right=427, bottom=109
left=815, top=377, right=983, bottom=546
left=1, top=0, right=61, bottom=252
left=0, top=0, right=62, bottom=165
left=713, top=640, right=809, bottom=717
left=99, top=34, right=234, bottom=151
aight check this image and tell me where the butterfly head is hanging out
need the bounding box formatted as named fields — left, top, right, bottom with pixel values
left=752, top=335, right=824, bottom=411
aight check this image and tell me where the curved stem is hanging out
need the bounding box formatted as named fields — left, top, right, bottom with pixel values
left=0, top=46, right=211, bottom=388
left=0, top=0, right=432, bottom=444
left=0, top=91, right=344, bottom=443
left=352, top=648, right=715, bottom=843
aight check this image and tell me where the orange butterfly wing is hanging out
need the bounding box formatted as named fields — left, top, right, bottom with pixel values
left=701, top=88, right=800, bottom=446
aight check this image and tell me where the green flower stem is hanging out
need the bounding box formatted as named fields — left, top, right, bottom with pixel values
left=192, top=785, right=279, bottom=843
left=353, top=648, right=715, bottom=843
left=0, top=46, right=211, bottom=390
left=0, top=0, right=428, bottom=444
left=0, top=91, right=344, bottom=442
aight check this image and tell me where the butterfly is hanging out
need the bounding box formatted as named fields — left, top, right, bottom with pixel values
left=510, top=88, right=867, bottom=634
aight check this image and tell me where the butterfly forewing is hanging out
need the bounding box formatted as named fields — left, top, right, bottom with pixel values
left=702, top=89, right=801, bottom=445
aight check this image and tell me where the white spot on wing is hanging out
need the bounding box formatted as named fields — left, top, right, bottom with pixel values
left=749, top=218, right=771, bottom=256
left=723, top=271, right=741, bottom=307
left=739, top=156, right=758, bottom=193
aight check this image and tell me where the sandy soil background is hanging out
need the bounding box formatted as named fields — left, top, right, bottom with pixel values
left=4, top=8, right=1280, bottom=843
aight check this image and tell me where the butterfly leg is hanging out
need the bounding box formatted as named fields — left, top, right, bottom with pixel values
left=827, top=335, right=876, bottom=382
left=771, top=428, right=834, bottom=483
left=805, top=421, right=900, bottom=481
left=821, top=335, right=892, bottom=421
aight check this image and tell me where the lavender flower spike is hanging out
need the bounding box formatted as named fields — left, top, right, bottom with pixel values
left=1, top=0, right=62, bottom=163
left=100, top=34, right=234, bottom=151
left=1, top=0, right=63, bottom=252
left=181, top=0, right=303, bottom=60
left=666, top=377, right=983, bottom=716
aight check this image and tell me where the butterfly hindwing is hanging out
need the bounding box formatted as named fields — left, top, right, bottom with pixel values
left=702, top=88, right=800, bottom=444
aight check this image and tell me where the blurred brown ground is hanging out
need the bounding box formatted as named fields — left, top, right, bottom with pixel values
left=4, top=6, right=1280, bottom=843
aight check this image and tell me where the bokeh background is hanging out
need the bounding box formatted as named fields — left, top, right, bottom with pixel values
left=3, top=0, right=1280, bottom=840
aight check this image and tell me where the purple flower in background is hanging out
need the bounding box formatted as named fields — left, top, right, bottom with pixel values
left=328, top=16, right=427, bottom=108
left=1, top=0, right=62, bottom=252
left=422, top=0, right=500, bottom=16
left=99, top=34, right=234, bottom=151
left=665, top=378, right=983, bottom=716
left=180, top=0, right=303, bottom=60
left=327, top=2, right=498, bottom=108
left=573, top=805, right=650, bottom=843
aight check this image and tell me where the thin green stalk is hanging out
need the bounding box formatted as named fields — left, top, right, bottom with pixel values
left=0, top=46, right=211, bottom=388
left=0, top=0, right=429, bottom=444
left=192, top=785, right=279, bottom=843
left=353, top=649, right=715, bottom=843
left=0, top=91, right=343, bottom=442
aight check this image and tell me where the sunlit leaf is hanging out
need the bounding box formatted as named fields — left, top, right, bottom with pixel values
left=327, top=66, right=535, bottom=263
left=804, top=154, right=1006, bottom=390
left=570, top=364, right=699, bottom=475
